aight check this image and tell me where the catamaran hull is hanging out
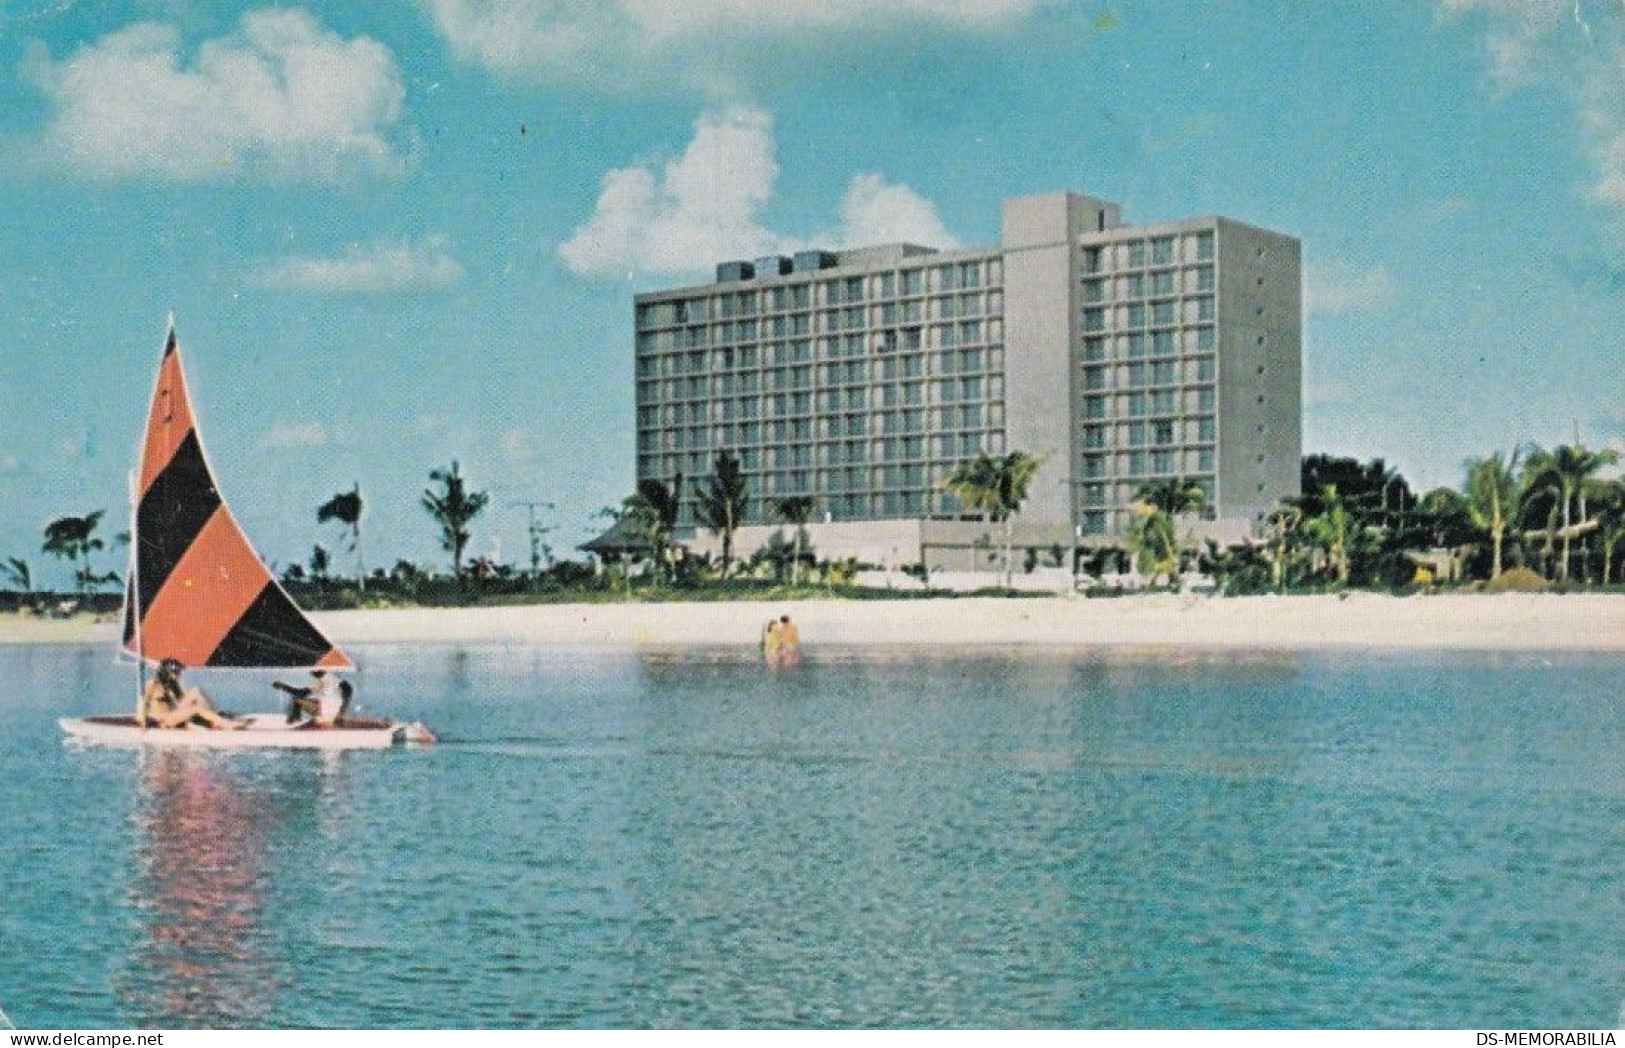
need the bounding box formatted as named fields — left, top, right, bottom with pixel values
left=59, top=714, right=434, bottom=750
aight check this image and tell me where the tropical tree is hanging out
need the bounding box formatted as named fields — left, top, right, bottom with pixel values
left=1263, top=503, right=1304, bottom=592
left=695, top=451, right=748, bottom=579
left=941, top=450, right=1045, bottom=589
left=622, top=474, right=683, bottom=583
left=1302, top=484, right=1353, bottom=585
left=1521, top=444, right=1619, bottom=582
left=1593, top=480, right=1625, bottom=586
left=769, top=495, right=817, bottom=585
left=1124, top=501, right=1179, bottom=585
left=422, top=461, right=490, bottom=583
left=2, top=557, right=29, bottom=594
left=309, top=544, right=331, bottom=581
left=43, top=511, right=115, bottom=595
left=317, top=483, right=364, bottom=589
left=1138, top=476, right=1208, bottom=518
left=1463, top=450, right=1520, bottom=580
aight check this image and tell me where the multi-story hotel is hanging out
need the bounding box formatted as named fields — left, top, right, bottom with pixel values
left=629, top=191, right=1301, bottom=571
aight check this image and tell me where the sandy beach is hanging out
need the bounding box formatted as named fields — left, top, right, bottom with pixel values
left=8, top=592, right=1624, bottom=652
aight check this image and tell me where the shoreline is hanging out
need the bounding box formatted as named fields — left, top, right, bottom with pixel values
left=6, top=592, right=1625, bottom=653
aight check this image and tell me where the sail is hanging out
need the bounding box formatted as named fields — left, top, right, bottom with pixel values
left=121, top=329, right=352, bottom=670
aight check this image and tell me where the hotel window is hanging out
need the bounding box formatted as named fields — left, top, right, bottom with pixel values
left=1150, top=390, right=1176, bottom=414
left=1193, top=296, right=1215, bottom=322
left=1150, top=271, right=1175, bottom=295
left=1125, top=362, right=1146, bottom=387
left=1082, top=308, right=1106, bottom=332
left=935, top=265, right=959, bottom=292
left=1083, top=336, right=1108, bottom=362
left=1081, top=455, right=1108, bottom=480
left=1151, top=237, right=1175, bottom=265
left=1195, top=231, right=1215, bottom=260
left=1126, top=392, right=1146, bottom=416
left=1196, top=416, right=1216, bottom=441
left=960, top=348, right=983, bottom=372
left=791, top=285, right=811, bottom=309
left=901, top=270, right=923, bottom=296
left=1153, top=420, right=1175, bottom=446
left=1195, top=326, right=1215, bottom=352
left=1128, top=451, right=1148, bottom=475
left=1196, top=449, right=1215, bottom=472
left=1082, top=396, right=1107, bottom=420
left=1126, top=241, right=1147, bottom=267
left=1193, top=266, right=1215, bottom=292
left=1152, top=450, right=1175, bottom=474
left=960, top=376, right=983, bottom=401
left=1197, top=388, right=1216, bottom=411
left=1152, top=330, right=1175, bottom=355
left=959, top=320, right=982, bottom=344
left=1083, top=366, right=1108, bottom=391
left=878, top=273, right=896, bottom=298
left=1151, top=299, right=1175, bottom=325
left=1126, top=421, right=1146, bottom=446
left=1151, top=360, right=1176, bottom=385
left=1081, top=246, right=1104, bottom=273
left=960, top=404, right=983, bottom=428
left=1082, top=279, right=1108, bottom=303
left=960, top=262, right=981, bottom=289
left=1082, top=425, right=1107, bottom=450
left=1080, top=512, right=1107, bottom=536
left=1122, top=273, right=1144, bottom=298
left=1125, top=333, right=1147, bottom=359
left=1125, top=303, right=1145, bottom=328
left=1194, top=357, right=1216, bottom=382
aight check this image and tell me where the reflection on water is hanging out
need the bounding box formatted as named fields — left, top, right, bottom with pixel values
left=3, top=645, right=1623, bottom=1028
left=115, top=749, right=350, bottom=1029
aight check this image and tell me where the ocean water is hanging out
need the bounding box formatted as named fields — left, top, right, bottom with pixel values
left=0, top=641, right=1622, bottom=1029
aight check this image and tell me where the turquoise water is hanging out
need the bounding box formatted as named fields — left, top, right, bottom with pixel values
left=1, top=642, right=1622, bottom=1029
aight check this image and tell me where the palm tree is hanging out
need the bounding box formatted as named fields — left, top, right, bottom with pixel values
left=942, top=451, right=1044, bottom=589
left=695, top=451, right=748, bottom=579
left=42, top=511, right=110, bottom=595
left=1264, top=503, right=1303, bottom=592
left=1521, top=444, right=1619, bottom=582
left=1302, top=485, right=1353, bottom=585
left=317, top=483, right=365, bottom=590
left=1138, top=477, right=1208, bottom=518
left=769, top=495, right=816, bottom=585
left=1124, top=501, right=1179, bottom=585
left=422, top=461, right=489, bottom=583
left=623, top=474, right=683, bottom=582
left=1463, top=450, right=1520, bottom=580
left=1593, top=480, right=1625, bottom=586
left=2, top=557, right=29, bottom=594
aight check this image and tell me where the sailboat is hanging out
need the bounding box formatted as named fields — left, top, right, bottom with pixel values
left=60, top=324, right=434, bottom=750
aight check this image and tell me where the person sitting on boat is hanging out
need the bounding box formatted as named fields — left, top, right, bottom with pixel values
left=274, top=668, right=349, bottom=726
left=140, top=658, right=244, bottom=730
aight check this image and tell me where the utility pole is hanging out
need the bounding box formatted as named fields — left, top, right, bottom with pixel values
left=509, top=500, right=556, bottom=579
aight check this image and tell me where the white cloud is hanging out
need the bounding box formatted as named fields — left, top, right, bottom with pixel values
left=258, top=236, right=464, bottom=293
left=1304, top=381, right=1351, bottom=408
left=559, top=107, right=956, bottom=278
left=1304, top=260, right=1397, bottom=316
left=0, top=455, right=20, bottom=474
left=829, top=174, right=960, bottom=251
left=21, top=8, right=408, bottom=181
left=424, top=0, right=1050, bottom=92
left=1442, top=0, right=1625, bottom=221
left=264, top=420, right=329, bottom=448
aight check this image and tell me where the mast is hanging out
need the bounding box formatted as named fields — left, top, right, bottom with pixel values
left=129, top=466, right=145, bottom=723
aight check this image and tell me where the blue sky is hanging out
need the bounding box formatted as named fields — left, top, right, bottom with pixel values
left=1, top=0, right=1621, bottom=588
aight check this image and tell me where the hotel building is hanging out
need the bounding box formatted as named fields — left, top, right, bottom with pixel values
left=630, top=191, right=1301, bottom=570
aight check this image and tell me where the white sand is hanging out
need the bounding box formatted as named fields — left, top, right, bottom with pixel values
left=323, top=593, right=1625, bottom=652
left=5, top=594, right=1623, bottom=652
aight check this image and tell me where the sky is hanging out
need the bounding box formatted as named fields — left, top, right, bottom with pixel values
left=0, top=0, right=1621, bottom=589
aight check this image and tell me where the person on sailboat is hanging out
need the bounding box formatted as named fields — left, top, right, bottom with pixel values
left=140, top=658, right=244, bottom=730
left=274, top=669, right=349, bottom=726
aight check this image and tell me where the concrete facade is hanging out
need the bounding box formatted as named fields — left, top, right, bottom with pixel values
left=631, top=190, right=1301, bottom=569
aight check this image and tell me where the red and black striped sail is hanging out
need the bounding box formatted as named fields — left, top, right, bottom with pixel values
left=121, top=329, right=351, bottom=670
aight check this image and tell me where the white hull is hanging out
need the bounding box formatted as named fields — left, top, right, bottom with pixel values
left=60, top=713, right=433, bottom=750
